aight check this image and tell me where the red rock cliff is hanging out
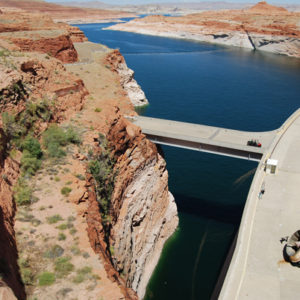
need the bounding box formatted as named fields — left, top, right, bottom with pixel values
left=0, top=130, right=25, bottom=300
left=85, top=112, right=178, bottom=299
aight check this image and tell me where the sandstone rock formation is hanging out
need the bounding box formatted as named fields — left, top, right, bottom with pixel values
left=106, top=50, right=149, bottom=107
left=107, top=1, right=300, bottom=58
left=0, top=51, right=88, bottom=298
left=107, top=117, right=178, bottom=298
left=0, top=8, right=177, bottom=300
left=0, top=10, right=87, bottom=63
left=0, top=136, right=25, bottom=300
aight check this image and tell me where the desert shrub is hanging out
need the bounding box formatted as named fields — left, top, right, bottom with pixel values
left=61, top=187, right=72, bottom=196
left=94, top=108, right=102, bottom=113
left=58, top=233, right=66, bottom=241
left=38, top=272, right=55, bottom=286
left=18, top=257, right=33, bottom=285
left=20, top=151, right=42, bottom=176
left=14, top=179, right=33, bottom=206
left=0, top=50, right=10, bottom=57
left=1, top=112, right=25, bottom=141
left=43, top=245, right=64, bottom=259
left=54, top=256, right=74, bottom=278
left=43, top=125, right=81, bottom=158
left=75, top=174, right=85, bottom=181
left=72, top=266, right=92, bottom=283
left=56, top=223, right=71, bottom=230
left=19, top=136, right=43, bottom=176
left=47, top=214, right=63, bottom=224
left=21, top=136, right=42, bottom=158
left=88, top=152, right=115, bottom=217
left=65, top=126, right=81, bottom=144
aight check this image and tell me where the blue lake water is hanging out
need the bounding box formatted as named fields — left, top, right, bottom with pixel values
left=76, top=22, right=300, bottom=300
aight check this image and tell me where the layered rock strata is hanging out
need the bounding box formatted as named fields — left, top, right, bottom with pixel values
left=107, top=1, right=300, bottom=58
left=106, top=50, right=149, bottom=107
left=107, top=117, right=178, bottom=298
left=86, top=115, right=178, bottom=299
left=0, top=10, right=87, bottom=63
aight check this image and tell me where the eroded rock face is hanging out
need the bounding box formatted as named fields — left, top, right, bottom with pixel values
left=11, top=34, right=78, bottom=63
left=0, top=10, right=86, bottom=63
left=107, top=117, right=178, bottom=298
left=85, top=115, right=178, bottom=299
left=105, top=50, right=149, bottom=107
left=0, top=130, right=25, bottom=300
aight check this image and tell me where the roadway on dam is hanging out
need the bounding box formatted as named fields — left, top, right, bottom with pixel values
left=129, top=116, right=277, bottom=161
left=219, top=108, right=300, bottom=299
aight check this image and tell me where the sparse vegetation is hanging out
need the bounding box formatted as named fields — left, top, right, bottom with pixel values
left=72, top=266, right=92, bottom=283
left=58, top=233, right=66, bottom=241
left=44, top=245, right=64, bottom=259
left=71, top=246, right=81, bottom=256
left=61, top=187, right=72, bottom=196
left=88, top=134, right=116, bottom=219
left=14, top=178, right=33, bottom=206
left=18, top=257, right=34, bottom=285
left=43, top=125, right=81, bottom=158
left=75, top=174, right=85, bottom=181
left=47, top=214, right=63, bottom=224
left=20, top=136, right=43, bottom=176
left=38, top=272, right=55, bottom=286
left=69, top=228, right=77, bottom=235
left=0, top=50, right=10, bottom=57
left=94, top=108, right=102, bottom=113
left=54, top=256, right=74, bottom=278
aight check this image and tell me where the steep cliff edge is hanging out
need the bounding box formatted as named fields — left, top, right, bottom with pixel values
left=107, top=1, right=300, bottom=58
left=0, top=10, right=178, bottom=299
left=105, top=50, right=149, bottom=107
left=0, top=9, right=86, bottom=63
left=0, top=132, right=24, bottom=300
left=107, top=117, right=178, bottom=298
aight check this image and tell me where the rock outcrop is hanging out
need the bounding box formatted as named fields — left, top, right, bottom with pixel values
left=107, top=117, right=178, bottom=298
left=107, top=1, right=300, bottom=58
left=0, top=51, right=89, bottom=298
left=105, top=50, right=149, bottom=107
left=0, top=10, right=86, bottom=63
left=0, top=133, right=25, bottom=300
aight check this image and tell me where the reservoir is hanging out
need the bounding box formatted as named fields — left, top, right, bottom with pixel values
left=77, top=22, right=300, bottom=300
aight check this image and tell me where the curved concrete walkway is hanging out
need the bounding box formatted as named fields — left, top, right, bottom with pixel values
left=220, top=109, right=300, bottom=300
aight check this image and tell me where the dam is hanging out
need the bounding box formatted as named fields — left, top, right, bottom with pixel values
left=131, top=110, right=300, bottom=299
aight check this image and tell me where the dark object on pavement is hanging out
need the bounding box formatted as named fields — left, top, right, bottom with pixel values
left=247, top=139, right=262, bottom=147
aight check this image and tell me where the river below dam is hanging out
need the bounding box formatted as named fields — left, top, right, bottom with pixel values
left=76, top=21, right=300, bottom=300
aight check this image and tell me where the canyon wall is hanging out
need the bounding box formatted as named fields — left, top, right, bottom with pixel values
left=0, top=132, right=25, bottom=300
left=0, top=8, right=178, bottom=299
left=107, top=117, right=178, bottom=298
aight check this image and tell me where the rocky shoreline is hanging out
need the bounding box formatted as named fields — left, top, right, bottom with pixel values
left=106, top=2, right=300, bottom=58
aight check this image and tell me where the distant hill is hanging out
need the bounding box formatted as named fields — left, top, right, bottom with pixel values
left=248, top=1, right=288, bottom=13
left=50, top=1, right=300, bottom=13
